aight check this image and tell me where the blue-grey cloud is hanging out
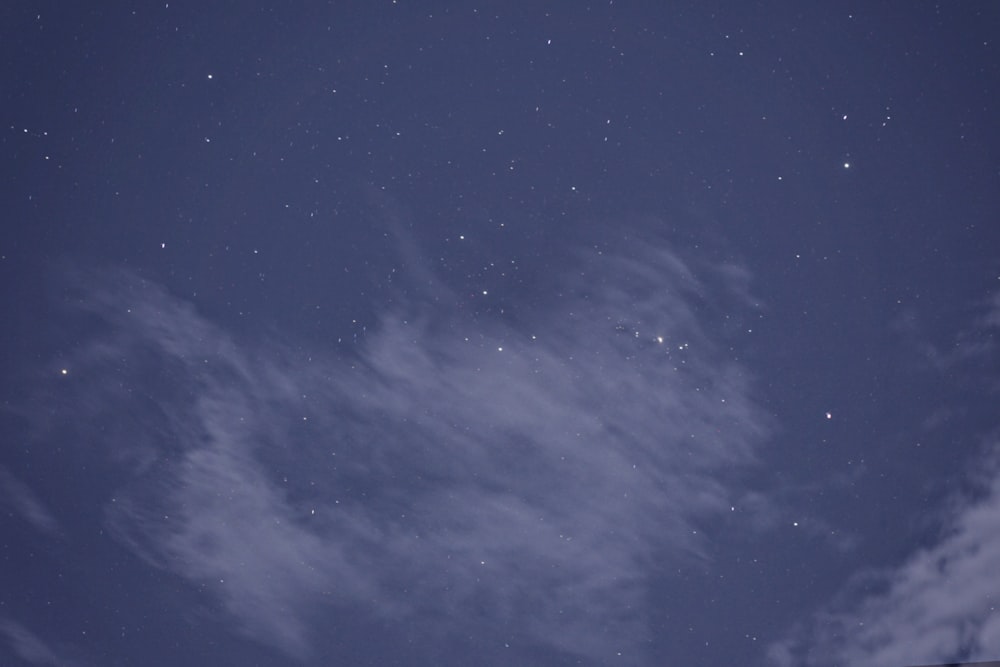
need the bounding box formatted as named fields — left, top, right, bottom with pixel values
left=768, top=289, right=1000, bottom=667
left=0, top=467, right=61, bottom=538
left=48, top=242, right=769, bottom=664
left=0, top=618, right=68, bottom=666
left=767, top=440, right=1000, bottom=667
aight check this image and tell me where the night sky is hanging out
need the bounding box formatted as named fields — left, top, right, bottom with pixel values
left=2, top=3, right=1000, bottom=666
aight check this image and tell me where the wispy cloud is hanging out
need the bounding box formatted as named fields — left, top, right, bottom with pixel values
left=982, top=290, right=1000, bottom=330
left=890, top=287, right=1000, bottom=375
left=766, top=286, right=1000, bottom=667
left=768, top=439, right=1000, bottom=666
left=49, top=242, right=769, bottom=663
left=0, top=618, right=68, bottom=666
left=0, top=467, right=61, bottom=538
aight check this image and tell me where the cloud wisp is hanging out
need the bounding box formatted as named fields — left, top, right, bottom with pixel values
left=768, top=441, right=1000, bottom=667
left=0, top=618, right=68, bottom=667
left=0, top=467, right=61, bottom=538
left=768, top=291, right=1000, bottom=667
left=49, top=243, right=769, bottom=663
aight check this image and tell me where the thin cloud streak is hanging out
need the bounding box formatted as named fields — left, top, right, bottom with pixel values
left=768, top=442, right=1000, bottom=667
left=0, top=618, right=68, bottom=667
left=0, top=467, right=61, bottom=538
left=52, top=243, right=769, bottom=663
left=768, top=290, right=1000, bottom=667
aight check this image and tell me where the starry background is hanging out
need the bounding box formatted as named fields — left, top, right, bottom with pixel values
left=2, top=3, right=999, bottom=666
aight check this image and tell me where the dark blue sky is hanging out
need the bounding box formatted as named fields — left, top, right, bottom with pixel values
left=2, top=3, right=999, bottom=666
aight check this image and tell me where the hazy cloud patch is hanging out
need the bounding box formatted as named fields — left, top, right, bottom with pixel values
left=48, top=241, right=770, bottom=663
left=768, top=441, right=1000, bottom=667
left=0, top=467, right=61, bottom=538
left=0, top=618, right=68, bottom=667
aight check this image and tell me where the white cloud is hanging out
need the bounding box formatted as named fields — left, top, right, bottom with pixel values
left=0, top=467, right=61, bottom=538
left=768, top=443, right=1000, bottom=667
left=51, top=242, right=770, bottom=663
left=0, top=618, right=68, bottom=666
